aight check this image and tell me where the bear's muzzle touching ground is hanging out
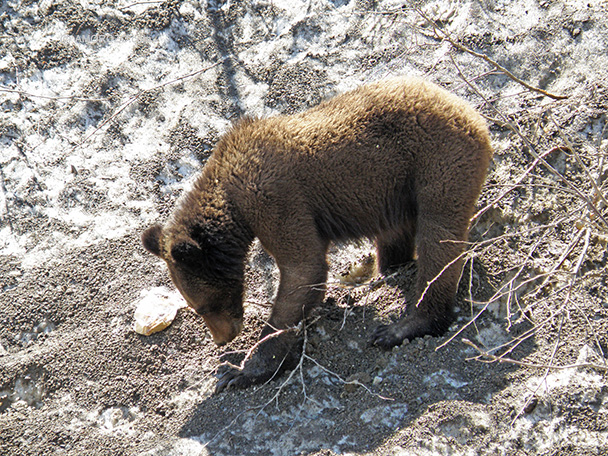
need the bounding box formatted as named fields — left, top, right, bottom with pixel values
left=198, top=311, right=243, bottom=346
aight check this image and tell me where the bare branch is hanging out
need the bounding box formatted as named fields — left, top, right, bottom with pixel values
left=70, top=58, right=227, bottom=152
left=472, top=146, right=570, bottom=223
left=411, top=3, right=567, bottom=100
left=462, top=338, right=608, bottom=372
left=0, top=86, right=110, bottom=103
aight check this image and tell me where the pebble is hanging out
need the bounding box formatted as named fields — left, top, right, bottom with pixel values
left=523, top=396, right=538, bottom=414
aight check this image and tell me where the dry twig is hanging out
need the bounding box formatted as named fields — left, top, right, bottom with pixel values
left=410, top=3, right=567, bottom=100
left=0, top=86, right=110, bottom=103
left=463, top=338, right=607, bottom=372
left=70, top=58, right=227, bottom=152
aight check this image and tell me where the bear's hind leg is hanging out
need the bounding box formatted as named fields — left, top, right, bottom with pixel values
left=372, top=215, right=465, bottom=349
left=375, top=220, right=416, bottom=274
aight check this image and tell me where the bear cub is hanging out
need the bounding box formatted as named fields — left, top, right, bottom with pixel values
left=142, top=77, right=493, bottom=392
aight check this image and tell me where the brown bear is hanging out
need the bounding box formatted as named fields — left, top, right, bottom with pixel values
left=141, top=77, right=493, bottom=392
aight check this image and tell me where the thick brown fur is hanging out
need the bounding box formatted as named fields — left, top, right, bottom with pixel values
left=142, top=77, right=493, bottom=392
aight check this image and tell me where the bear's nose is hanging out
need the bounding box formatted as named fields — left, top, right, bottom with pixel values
left=201, top=312, right=243, bottom=345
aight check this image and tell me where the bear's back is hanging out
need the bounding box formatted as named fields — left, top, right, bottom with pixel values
left=279, top=77, right=492, bottom=160
left=199, top=78, right=492, bottom=242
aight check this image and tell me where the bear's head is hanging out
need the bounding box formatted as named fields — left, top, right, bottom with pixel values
left=141, top=223, right=245, bottom=345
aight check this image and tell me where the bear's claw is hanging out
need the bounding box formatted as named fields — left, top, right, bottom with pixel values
left=214, top=361, right=289, bottom=393
left=370, top=314, right=448, bottom=350
left=214, top=332, right=302, bottom=393
left=215, top=367, right=257, bottom=393
left=370, top=323, right=407, bottom=350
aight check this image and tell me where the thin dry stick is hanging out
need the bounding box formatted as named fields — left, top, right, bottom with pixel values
left=518, top=203, right=600, bottom=316
left=339, top=301, right=353, bottom=332
left=254, top=346, right=311, bottom=418
left=303, top=354, right=394, bottom=401
left=411, top=3, right=567, bottom=100
left=485, top=327, right=537, bottom=362
left=217, top=326, right=292, bottom=371
left=276, top=313, right=394, bottom=403
left=223, top=314, right=392, bottom=435
left=466, top=256, right=477, bottom=333
left=480, top=233, right=547, bottom=305
left=204, top=316, right=393, bottom=449
left=490, top=247, right=604, bottom=360
left=468, top=214, right=572, bottom=250
left=462, top=338, right=608, bottom=371
left=510, top=314, right=565, bottom=426
left=504, top=278, right=516, bottom=331
left=70, top=58, right=226, bottom=152
left=201, top=358, right=312, bottom=450
left=560, top=228, right=606, bottom=364
left=0, top=86, right=110, bottom=103
left=118, top=1, right=163, bottom=10
left=448, top=52, right=608, bottom=228
left=522, top=280, right=581, bottom=319
left=471, top=233, right=599, bottom=365
left=526, top=226, right=586, bottom=301
left=554, top=123, right=608, bottom=212
left=486, top=268, right=561, bottom=313
left=415, top=247, right=470, bottom=309
left=0, top=166, right=13, bottom=232
left=436, top=233, right=545, bottom=350
left=471, top=146, right=569, bottom=223
left=469, top=294, right=579, bottom=363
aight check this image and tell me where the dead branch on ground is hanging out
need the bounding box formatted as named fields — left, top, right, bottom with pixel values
left=410, top=3, right=567, bottom=100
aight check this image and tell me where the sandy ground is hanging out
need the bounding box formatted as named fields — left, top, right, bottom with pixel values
left=1, top=0, right=608, bottom=454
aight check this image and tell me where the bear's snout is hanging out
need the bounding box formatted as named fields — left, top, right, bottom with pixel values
left=201, top=311, right=244, bottom=346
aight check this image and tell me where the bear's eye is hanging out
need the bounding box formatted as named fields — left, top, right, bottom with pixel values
left=193, top=307, right=210, bottom=316
left=171, top=239, right=205, bottom=272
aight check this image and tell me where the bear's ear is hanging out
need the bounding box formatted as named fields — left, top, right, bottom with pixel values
left=170, top=238, right=206, bottom=272
left=142, top=224, right=163, bottom=257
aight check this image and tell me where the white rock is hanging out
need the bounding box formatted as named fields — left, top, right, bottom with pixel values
left=133, top=287, right=186, bottom=336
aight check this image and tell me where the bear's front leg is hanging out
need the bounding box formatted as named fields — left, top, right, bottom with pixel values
left=216, top=257, right=328, bottom=393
